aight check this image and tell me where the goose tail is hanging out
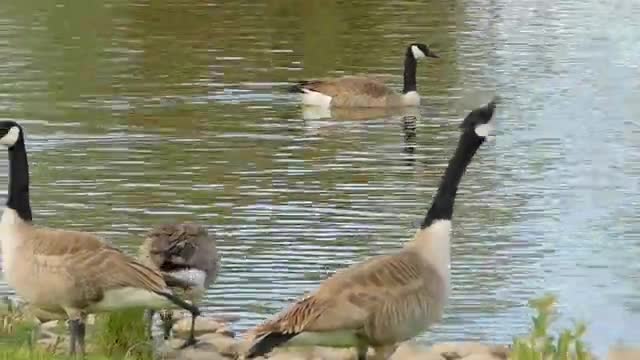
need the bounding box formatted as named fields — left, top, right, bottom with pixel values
left=288, top=81, right=309, bottom=94
left=246, top=331, right=297, bottom=358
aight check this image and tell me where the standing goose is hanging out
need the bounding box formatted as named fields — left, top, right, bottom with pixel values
left=244, top=99, right=498, bottom=360
left=138, top=223, right=219, bottom=340
left=290, top=43, right=439, bottom=108
left=0, top=121, right=201, bottom=357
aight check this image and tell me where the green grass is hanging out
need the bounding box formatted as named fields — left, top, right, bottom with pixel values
left=93, top=308, right=152, bottom=360
left=511, top=294, right=593, bottom=360
left=1, top=302, right=152, bottom=360
left=3, top=294, right=599, bottom=360
left=0, top=347, right=116, bottom=360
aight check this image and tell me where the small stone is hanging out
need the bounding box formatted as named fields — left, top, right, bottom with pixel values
left=391, top=342, right=443, bottom=360
left=161, top=340, right=230, bottom=360
left=174, top=317, right=227, bottom=337
left=267, top=346, right=357, bottom=360
left=172, top=343, right=227, bottom=360
left=463, top=354, right=505, bottom=360
left=199, top=333, right=241, bottom=357
left=40, top=320, right=60, bottom=331
left=215, top=325, right=236, bottom=338
left=38, top=328, right=59, bottom=340
left=37, top=335, right=66, bottom=353
left=430, top=342, right=509, bottom=359
left=172, top=309, right=188, bottom=321
left=608, top=347, right=640, bottom=360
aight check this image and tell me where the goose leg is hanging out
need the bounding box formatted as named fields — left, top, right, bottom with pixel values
left=66, top=309, right=86, bottom=359
left=356, top=343, right=368, bottom=360
left=29, top=321, right=41, bottom=349
left=144, top=309, right=155, bottom=339
left=69, top=319, right=85, bottom=358
left=78, top=317, right=87, bottom=358
left=68, top=319, right=77, bottom=356
left=159, top=310, right=174, bottom=340
left=157, top=292, right=200, bottom=348
left=372, top=344, right=398, bottom=360
left=178, top=311, right=198, bottom=349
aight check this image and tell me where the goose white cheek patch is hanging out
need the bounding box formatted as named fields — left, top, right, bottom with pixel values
left=0, top=126, right=20, bottom=147
left=474, top=122, right=494, bottom=137
left=411, top=45, right=426, bottom=59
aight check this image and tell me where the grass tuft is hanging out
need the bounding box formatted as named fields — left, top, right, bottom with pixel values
left=511, top=294, right=593, bottom=360
left=1, top=299, right=153, bottom=360
left=93, top=308, right=153, bottom=360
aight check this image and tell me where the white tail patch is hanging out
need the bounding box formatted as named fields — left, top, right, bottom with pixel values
left=474, top=122, right=495, bottom=137
left=91, top=287, right=171, bottom=312
left=301, top=89, right=332, bottom=108
left=302, top=106, right=332, bottom=120
left=0, top=126, right=20, bottom=147
left=411, top=45, right=426, bottom=59
left=402, top=91, right=421, bottom=106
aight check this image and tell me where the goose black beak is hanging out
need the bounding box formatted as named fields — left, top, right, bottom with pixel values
left=427, top=51, right=440, bottom=58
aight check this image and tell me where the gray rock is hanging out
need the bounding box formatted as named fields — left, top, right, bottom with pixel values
left=173, top=316, right=231, bottom=338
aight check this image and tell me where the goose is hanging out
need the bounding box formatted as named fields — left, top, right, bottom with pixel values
left=244, top=99, right=498, bottom=360
left=290, top=43, right=439, bottom=108
left=0, top=121, right=202, bottom=357
left=138, top=223, right=219, bottom=340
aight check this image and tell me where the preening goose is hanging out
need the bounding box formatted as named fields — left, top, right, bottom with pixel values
left=138, top=223, right=219, bottom=339
left=290, top=43, right=439, bottom=108
left=0, top=121, right=201, bottom=357
left=244, top=99, right=498, bottom=360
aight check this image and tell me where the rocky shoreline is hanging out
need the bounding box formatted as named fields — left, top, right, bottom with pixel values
left=32, top=310, right=510, bottom=360
left=3, top=298, right=638, bottom=360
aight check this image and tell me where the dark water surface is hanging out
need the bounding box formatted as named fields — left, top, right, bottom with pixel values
left=1, top=0, right=639, bottom=355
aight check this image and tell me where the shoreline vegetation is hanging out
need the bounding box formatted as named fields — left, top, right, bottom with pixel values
left=0, top=295, right=636, bottom=360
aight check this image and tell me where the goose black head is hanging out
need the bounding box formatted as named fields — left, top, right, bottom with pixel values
left=460, top=98, right=499, bottom=138
left=408, top=43, right=439, bottom=59
left=0, top=121, right=23, bottom=149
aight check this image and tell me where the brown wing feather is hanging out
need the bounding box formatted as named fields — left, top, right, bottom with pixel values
left=28, top=226, right=169, bottom=307
left=303, top=76, right=395, bottom=99
left=249, top=250, right=438, bottom=341
left=364, top=260, right=445, bottom=344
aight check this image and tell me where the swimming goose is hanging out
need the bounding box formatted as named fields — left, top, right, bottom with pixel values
left=138, top=223, right=219, bottom=340
left=0, top=121, right=201, bottom=357
left=244, top=99, right=498, bottom=360
left=290, top=43, right=439, bottom=108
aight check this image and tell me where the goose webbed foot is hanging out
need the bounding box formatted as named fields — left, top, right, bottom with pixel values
left=177, top=311, right=198, bottom=349
left=69, top=318, right=86, bottom=359
left=178, top=335, right=198, bottom=349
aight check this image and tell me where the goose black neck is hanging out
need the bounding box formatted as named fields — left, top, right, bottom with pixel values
left=402, top=52, right=417, bottom=94
left=421, top=130, right=484, bottom=229
left=6, top=139, right=32, bottom=222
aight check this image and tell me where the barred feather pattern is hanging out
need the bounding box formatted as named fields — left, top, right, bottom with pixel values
left=298, top=76, right=412, bottom=108
left=2, top=221, right=171, bottom=314
left=248, top=249, right=446, bottom=347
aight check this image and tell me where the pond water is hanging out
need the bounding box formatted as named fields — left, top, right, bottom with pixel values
left=0, top=0, right=639, bottom=356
